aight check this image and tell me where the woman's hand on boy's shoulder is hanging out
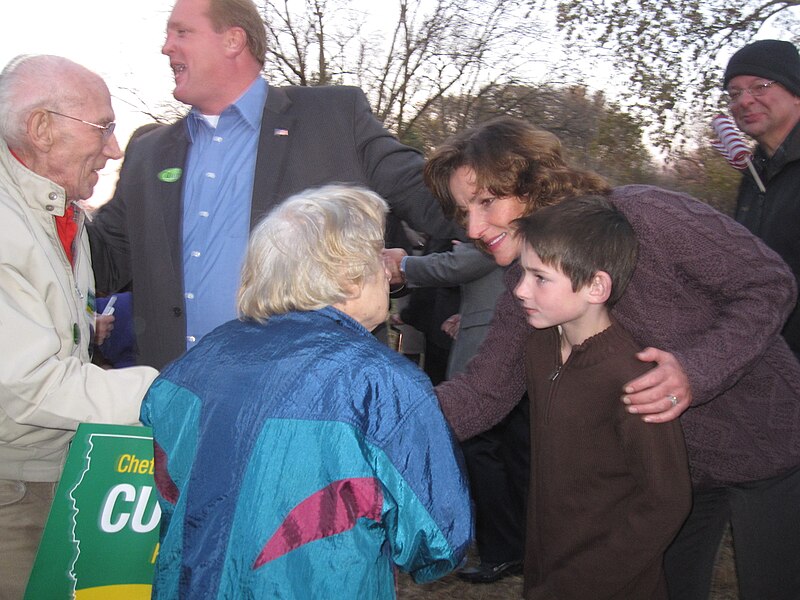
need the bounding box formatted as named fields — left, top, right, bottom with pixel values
left=621, top=347, right=692, bottom=423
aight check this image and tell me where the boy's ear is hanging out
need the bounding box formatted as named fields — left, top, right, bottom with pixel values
left=587, top=271, right=612, bottom=304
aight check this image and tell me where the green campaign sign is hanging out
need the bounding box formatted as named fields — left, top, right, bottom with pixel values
left=25, top=423, right=160, bottom=599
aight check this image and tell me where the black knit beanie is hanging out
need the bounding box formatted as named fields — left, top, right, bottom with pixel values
left=723, top=40, right=800, bottom=96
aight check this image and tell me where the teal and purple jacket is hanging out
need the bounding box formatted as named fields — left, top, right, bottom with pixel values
left=140, top=306, right=472, bottom=599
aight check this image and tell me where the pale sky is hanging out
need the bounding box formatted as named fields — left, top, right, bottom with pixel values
left=0, top=0, right=178, bottom=203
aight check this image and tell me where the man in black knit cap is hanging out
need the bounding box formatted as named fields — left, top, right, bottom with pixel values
left=723, top=39, right=800, bottom=360
left=664, top=39, right=800, bottom=600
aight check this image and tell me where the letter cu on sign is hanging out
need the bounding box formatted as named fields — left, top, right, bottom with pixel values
left=99, top=484, right=161, bottom=533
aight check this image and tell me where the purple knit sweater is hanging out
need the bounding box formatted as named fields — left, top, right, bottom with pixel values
left=436, top=185, right=800, bottom=488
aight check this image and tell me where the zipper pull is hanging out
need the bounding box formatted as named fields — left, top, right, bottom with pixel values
left=549, top=365, right=562, bottom=381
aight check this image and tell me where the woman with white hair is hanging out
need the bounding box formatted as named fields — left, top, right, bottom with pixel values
left=140, top=184, right=471, bottom=599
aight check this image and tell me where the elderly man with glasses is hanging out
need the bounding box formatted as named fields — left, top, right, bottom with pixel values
left=0, top=54, right=157, bottom=599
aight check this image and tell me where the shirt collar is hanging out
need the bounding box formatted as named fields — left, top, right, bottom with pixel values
left=186, top=77, right=268, bottom=141
left=755, top=119, right=800, bottom=178
left=318, top=305, right=373, bottom=337
left=0, top=141, right=67, bottom=215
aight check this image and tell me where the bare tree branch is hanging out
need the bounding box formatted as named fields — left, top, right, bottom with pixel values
left=551, top=0, right=800, bottom=149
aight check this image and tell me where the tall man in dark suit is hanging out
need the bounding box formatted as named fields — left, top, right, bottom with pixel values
left=89, top=0, right=460, bottom=369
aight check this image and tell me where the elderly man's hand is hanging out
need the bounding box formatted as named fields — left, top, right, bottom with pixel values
left=621, top=347, right=692, bottom=423
left=94, top=314, right=115, bottom=345
left=382, top=248, right=408, bottom=286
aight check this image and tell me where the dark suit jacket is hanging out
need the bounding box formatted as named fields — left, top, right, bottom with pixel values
left=89, top=84, right=460, bottom=369
left=403, top=243, right=505, bottom=377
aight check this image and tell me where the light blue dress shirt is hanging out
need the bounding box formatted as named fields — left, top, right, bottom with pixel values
left=182, top=78, right=268, bottom=349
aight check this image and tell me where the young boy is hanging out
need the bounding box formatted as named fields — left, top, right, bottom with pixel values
left=513, top=195, right=691, bottom=600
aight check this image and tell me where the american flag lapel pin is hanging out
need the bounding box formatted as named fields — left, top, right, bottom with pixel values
left=273, top=128, right=289, bottom=136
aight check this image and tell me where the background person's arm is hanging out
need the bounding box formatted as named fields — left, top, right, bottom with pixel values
left=435, top=266, right=528, bottom=440
left=402, top=242, right=498, bottom=288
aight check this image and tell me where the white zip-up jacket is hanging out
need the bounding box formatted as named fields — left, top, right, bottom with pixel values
left=0, top=141, right=157, bottom=482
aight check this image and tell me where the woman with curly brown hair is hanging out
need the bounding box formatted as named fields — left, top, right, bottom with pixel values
left=427, top=116, right=800, bottom=599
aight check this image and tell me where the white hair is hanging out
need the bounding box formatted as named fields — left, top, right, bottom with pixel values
left=237, top=184, right=388, bottom=321
left=0, top=54, right=106, bottom=148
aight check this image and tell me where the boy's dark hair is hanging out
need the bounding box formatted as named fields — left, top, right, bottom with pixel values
left=515, top=195, right=638, bottom=306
